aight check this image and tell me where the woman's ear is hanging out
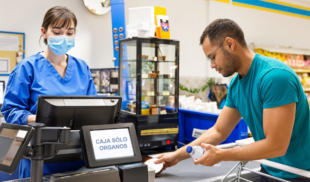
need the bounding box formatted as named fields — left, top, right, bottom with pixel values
left=41, top=27, right=47, bottom=39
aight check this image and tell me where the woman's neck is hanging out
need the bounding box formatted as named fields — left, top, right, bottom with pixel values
left=42, top=47, right=67, bottom=65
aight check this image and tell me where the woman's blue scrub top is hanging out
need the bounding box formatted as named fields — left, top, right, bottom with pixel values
left=1, top=52, right=97, bottom=178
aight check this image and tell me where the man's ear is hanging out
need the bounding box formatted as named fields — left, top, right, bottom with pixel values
left=225, top=37, right=235, bottom=51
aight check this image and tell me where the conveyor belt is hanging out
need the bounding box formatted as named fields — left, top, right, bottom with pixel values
left=155, top=158, right=260, bottom=182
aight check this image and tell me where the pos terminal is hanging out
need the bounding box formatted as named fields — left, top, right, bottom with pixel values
left=0, top=96, right=149, bottom=182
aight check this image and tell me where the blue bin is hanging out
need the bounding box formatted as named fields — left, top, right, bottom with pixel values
left=0, top=164, right=19, bottom=181
left=178, top=108, right=248, bottom=146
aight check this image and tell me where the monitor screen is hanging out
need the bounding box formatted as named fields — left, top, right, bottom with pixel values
left=36, top=96, right=122, bottom=130
left=90, top=128, right=134, bottom=160
left=35, top=96, right=122, bottom=164
left=80, top=123, right=142, bottom=168
left=0, top=128, right=28, bottom=166
left=0, top=123, right=34, bottom=174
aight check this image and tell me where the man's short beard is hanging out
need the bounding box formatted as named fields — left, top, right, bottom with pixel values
left=221, top=47, right=240, bottom=77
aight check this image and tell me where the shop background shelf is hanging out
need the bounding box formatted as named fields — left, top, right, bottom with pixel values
left=293, top=69, right=310, bottom=73
left=253, top=44, right=310, bottom=105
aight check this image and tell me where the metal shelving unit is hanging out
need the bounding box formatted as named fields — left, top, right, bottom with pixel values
left=118, top=37, right=180, bottom=150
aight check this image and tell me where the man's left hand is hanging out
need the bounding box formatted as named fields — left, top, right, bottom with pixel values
left=193, top=143, right=222, bottom=166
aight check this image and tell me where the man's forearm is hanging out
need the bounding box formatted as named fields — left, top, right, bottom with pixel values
left=176, top=127, right=226, bottom=161
left=220, top=139, right=285, bottom=162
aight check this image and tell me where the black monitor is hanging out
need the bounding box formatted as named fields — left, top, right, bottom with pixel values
left=0, top=123, right=34, bottom=174
left=36, top=96, right=122, bottom=130
left=80, top=123, right=141, bottom=168
left=35, top=96, right=122, bottom=164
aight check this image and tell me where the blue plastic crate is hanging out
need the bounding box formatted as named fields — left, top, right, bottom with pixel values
left=178, top=108, right=248, bottom=146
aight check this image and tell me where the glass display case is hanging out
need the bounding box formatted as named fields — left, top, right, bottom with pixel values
left=118, top=37, right=179, bottom=149
left=90, top=68, right=119, bottom=94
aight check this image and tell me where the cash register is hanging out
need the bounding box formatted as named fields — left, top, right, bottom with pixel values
left=0, top=96, right=149, bottom=182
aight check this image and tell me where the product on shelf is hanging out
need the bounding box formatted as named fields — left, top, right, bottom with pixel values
left=142, top=55, right=149, bottom=60
left=158, top=55, right=166, bottom=61
left=162, top=91, right=170, bottom=96
left=149, top=73, right=157, bottom=78
left=141, top=101, right=149, bottom=109
left=160, top=110, right=167, bottom=114
left=127, top=103, right=136, bottom=112
left=150, top=105, right=159, bottom=115
left=142, top=89, right=147, bottom=96
left=168, top=96, right=175, bottom=108
left=306, top=94, right=310, bottom=105
left=147, top=91, right=155, bottom=96
left=141, top=109, right=150, bottom=115
left=301, top=77, right=310, bottom=88
left=142, top=74, right=148, bottom=78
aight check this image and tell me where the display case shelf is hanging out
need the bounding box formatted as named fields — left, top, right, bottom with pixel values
left=118, top=37, right=179, bottom=149
left=122, top=94, right=174, bottom=96
left=123, top=60, right=175, bottom=63
left=122, top=77, right=175, bottom=79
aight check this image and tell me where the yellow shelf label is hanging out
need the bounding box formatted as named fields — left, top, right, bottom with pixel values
left=141, top=128, right=179, bottom=136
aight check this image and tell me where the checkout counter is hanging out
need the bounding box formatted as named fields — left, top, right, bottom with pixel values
left=0, top=96, right=309, bottom=182
left=0, top=96, right=150, bottom=182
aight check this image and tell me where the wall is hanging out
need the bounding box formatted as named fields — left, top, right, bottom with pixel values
left=0, top=0, right=211, bottom=86
left=0, top=0, right=114, bottom=69
left=207, top=0, right=310, bottom=78
left=1, top=0, right=310, bottom=88
left=124, top=0, right=210, bottom=79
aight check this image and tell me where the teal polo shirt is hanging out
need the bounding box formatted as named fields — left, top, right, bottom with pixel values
left=226, top=54, right=310, bottom=179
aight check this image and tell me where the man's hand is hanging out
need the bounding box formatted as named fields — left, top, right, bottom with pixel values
left=193, top=143, right=222, bottom=166
left=154, top=152, right=179, bottom=170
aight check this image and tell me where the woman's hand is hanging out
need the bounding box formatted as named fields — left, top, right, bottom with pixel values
left=27, top=115, right=36, bottom=124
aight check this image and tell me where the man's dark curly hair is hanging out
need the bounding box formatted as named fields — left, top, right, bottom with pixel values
left=200, top=19, right=247, bottom=47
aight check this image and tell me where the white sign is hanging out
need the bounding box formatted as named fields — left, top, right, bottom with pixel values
left=0, top=58, right=10, bottom=73
left=0, top=35, right=19, bottom=51
left=16, top=130, right=27, bottom=138
left=90, top=128, right=134, bottom=160
left=192, top=128, right=205, bottom=138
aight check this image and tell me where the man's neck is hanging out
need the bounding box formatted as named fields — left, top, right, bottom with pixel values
left=237, top=48, right=256, bottom=78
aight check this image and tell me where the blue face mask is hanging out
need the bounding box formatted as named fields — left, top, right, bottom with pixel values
left=47, top=35, right=75, bottom=55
